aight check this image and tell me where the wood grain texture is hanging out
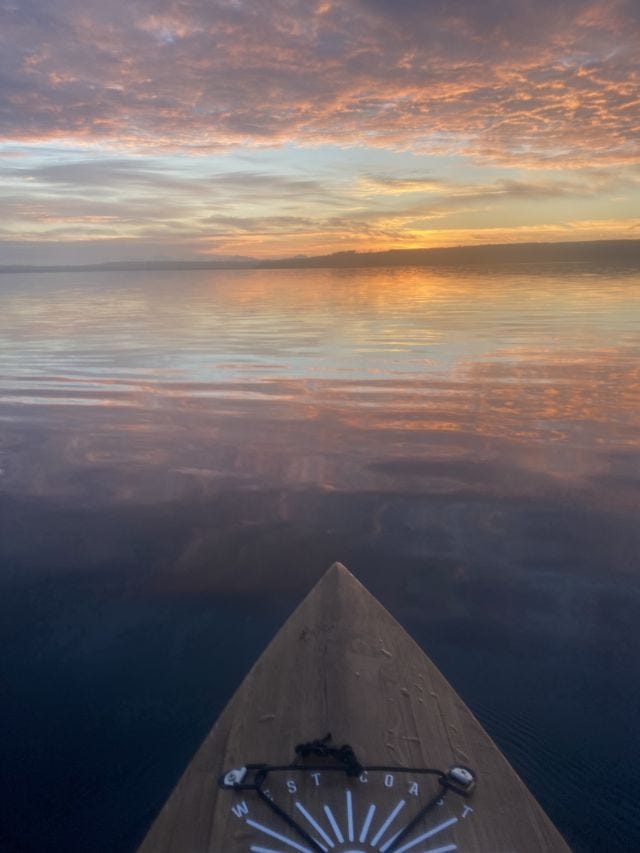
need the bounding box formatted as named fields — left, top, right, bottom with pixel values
left=137, top=562, right=570, bottom=852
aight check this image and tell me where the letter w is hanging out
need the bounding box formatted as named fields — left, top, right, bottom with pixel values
left=232, top=800, right=249, bottom=819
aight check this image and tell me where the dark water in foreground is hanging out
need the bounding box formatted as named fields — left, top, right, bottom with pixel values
left=0, top=265, right=639, bottom=852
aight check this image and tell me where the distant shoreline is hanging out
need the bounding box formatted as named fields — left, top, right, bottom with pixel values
left=2, top=238, right=640, bottom=274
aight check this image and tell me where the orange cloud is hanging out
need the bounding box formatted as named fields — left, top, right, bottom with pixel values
left=1, top=0, right=638, bottom=167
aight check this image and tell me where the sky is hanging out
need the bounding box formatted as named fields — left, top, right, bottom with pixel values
left=1, top=0, right=639, bottom=263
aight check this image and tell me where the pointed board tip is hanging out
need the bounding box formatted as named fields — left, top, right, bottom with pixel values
left=326, top=560, right=352, bottom=577
left=320, top=560, right=363, bottom=590
left=306, top=560, right=373, bottom=605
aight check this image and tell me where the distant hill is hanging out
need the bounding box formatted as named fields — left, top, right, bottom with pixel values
left=2, top=239, right=639, bottom=274
left=259, top=240, right=640, bottom=269
left=0, top=258, right=258, bottom=274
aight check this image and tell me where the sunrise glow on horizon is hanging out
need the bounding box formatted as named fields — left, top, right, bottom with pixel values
left=1, top=0, right=639, bottom=264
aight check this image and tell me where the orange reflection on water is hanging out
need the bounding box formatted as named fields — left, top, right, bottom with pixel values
left=0, top=264, right=639, bottom=510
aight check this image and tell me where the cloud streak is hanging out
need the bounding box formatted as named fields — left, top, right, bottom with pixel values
left=1, top=0, right=639, bottom=166
left=1, top=151, right=627, bottom=242
left=2, top=147, right=638, bottom=260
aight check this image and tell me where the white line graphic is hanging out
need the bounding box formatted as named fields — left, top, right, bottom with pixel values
left=323, top=805, right=345, bottom=844
left=371, top=799, right=407, bottom=847
left=246, top=818, right=313, bottom=853
left=415, top=845, right=457, bottom=853
left=250, top=846, right=288, bottom=853
left=380, top=828, right=402, bottom=852
left=392, top=817, right=458, bottom=853
left=294, top=802, right=334, bottom=849
left=346, top=789, right=354, bottom=842
left=359, top=803, right=376, bottom=843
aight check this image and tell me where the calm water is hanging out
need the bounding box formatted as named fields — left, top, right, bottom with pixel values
left=1, top=265, right=639, bottom=852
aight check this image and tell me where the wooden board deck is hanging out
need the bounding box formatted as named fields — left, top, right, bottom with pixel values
left=138, top=562, right=570, bottom=852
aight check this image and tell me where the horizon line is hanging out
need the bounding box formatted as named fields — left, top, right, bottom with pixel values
left=2, top=238, right=640, bottom=274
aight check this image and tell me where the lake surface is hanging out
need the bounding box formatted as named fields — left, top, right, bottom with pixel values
left=1, top=264, right=639, bottom=852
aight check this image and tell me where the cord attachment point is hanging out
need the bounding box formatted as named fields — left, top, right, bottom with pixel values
left=446, top=765, right=476, bottom=795
left=221, top=766, right=247, bottom=788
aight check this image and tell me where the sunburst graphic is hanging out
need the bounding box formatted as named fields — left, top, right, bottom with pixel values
left=244, top=787, right=458, bottom=853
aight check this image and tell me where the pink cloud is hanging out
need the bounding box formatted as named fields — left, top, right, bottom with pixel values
left=0, top=0, right=638, bottom=166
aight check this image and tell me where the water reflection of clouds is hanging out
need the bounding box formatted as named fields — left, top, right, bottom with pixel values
left=2, top=267, right=638, bottom=384
left=1, top=266, right=639, bottom=653
left=1, top=345, right=639, bottom=501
